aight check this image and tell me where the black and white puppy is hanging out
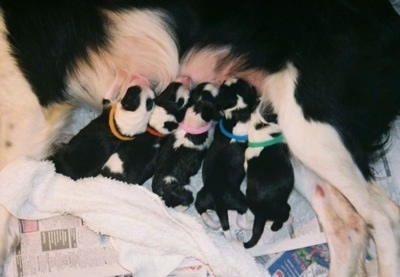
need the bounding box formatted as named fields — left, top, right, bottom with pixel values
left=101, top=80, right=191, bottom=185
left=2, top=1, right=400, bottom=275
left=243, top=104, right=294, bottom=249
left=49, top=85, right=155, bottom=180
left=152, top=83, right=218, bottom=208
left=148, top=78, right=192, bottom=136
left=195, top=78, right=259, bottom=238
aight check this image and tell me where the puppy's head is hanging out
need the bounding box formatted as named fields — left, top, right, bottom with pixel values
left=188, top=82, right=219, bottom=122
left=217, top=77, right=259, bottom=119
left=248, top=103, right=282, bottom=142
left=114, top=85, right=155, bottom=136
left=148, top=82, right=191, bottom=134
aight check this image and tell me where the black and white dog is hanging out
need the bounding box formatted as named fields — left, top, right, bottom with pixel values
left=101, top=79, right=191, bottom=185
left=1, top=1, right=400, bottom=275
left=152, top=83, right=218, bottom=208
left=49, top=85, right=155, bottom=180
left=148, top=78, right=192, bottom=136
left=195, top=77, right=258, bottom=239
left=243, top=105, right=294, bottom=249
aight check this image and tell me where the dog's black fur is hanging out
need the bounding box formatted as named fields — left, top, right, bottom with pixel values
left=152, top=83, right=218, bottom=208
left=49, top=86, right=154, bottom=180
left=185, top=0, right=400, bottom=179
left=2, top=1, right=400, bottom=274
left=101, top=82, right=191, bottom=185
left=243, top=107, right=294, bottom=249
left=100, top=130, right=164, bottom=185
left=148, top=81, right=192, bottom=135
left=195, top=78, right=258, bottom=234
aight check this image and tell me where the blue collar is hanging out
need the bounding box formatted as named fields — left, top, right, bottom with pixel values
left=218, top=120, right=248, bottom=142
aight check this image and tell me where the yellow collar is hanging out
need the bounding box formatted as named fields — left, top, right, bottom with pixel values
left=108, top=104, right=135, bottom=141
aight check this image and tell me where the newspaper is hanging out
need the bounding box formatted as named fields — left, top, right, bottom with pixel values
left=4, top=215, right=213, bottom=277
left=4, top=117, right=400, bottom=277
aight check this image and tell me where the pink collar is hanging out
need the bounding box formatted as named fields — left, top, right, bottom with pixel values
left=178, top=121, right=213, bottom=135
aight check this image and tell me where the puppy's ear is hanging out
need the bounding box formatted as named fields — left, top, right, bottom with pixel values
left=240, top=83, right=259, bottom=113
left=121, top=86, right=141, bottom=111
left=164, top=121, right=179, bottom=132
left=146, top=97, right=154, bottom=111
left=258, top=101, right=275, bottom=121
left=199, top=101, right=216, bottom=122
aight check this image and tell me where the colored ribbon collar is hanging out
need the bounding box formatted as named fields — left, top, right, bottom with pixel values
left=248, top=134, right=285, bottom=148
left=178, top=121, right=213, bottom=135
left=218, top=120, right=248, bottom=142
left=146, top=126, right=167, bottom=138
left=108, top=104, right=135, bottom=141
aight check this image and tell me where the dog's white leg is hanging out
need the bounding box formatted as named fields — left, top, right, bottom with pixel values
left=292, top=159, right=367, bottom=276
left=0, top=206, right=20, bottom=275
left=263, top=63, right=400, bottom=276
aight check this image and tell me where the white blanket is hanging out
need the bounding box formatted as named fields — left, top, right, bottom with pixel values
left=0, top=157, right=267, bottom=277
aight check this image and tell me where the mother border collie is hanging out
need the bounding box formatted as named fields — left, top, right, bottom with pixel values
left=1, top=0, right=400, bottom=275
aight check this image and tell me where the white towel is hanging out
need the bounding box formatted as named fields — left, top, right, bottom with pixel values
left=0, top=157, right=267, bottom=277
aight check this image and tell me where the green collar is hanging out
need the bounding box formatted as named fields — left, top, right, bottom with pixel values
left=247, top=134, right=284, bottom=148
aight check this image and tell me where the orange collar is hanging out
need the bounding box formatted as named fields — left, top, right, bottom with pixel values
left=108, top=104, right=135, bottom=141
left=146, top=126, right=167, bottom=138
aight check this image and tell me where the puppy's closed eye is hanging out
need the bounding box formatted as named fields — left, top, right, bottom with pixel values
left=146, top=98, right=154, bottom=111
left=255, top=122, right=269, bottom=130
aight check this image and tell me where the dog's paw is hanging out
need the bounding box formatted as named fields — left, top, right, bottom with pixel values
left=368, top=184, right=400, bottom=276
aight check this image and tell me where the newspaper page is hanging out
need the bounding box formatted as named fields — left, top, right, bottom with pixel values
left=5, top=215, right=213, bottom=277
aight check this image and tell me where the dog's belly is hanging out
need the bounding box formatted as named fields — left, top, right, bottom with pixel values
left=179, top=47, right=268, bottom=92
left=67, top=10, right=180, bottom=106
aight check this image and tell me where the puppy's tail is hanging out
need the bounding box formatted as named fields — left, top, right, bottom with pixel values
left=243, top=214, right=267, bottom=249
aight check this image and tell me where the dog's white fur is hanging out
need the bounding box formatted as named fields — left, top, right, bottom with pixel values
left=1, top=4, right=400, bottom=276
left=180, top=46, right=400, bottom=275
left=263, top=64, right=400, bottom=276
left=0, top=9, right=179, bottom=269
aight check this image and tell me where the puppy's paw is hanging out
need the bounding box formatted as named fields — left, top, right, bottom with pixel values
left=201, top=212, right=222, bottom=230
left=163, top=188, right=194, bottom=208
left=270, top=221, right=284, bottom=232
left=236, top=211, right=254, bottom=231
left=223, top=229, right=234, bottom=241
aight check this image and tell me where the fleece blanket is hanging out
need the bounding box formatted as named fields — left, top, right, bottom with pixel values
left=0, top=157, right=267, bottom=277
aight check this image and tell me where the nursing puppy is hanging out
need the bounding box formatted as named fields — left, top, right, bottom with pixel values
left=243, top=105, right=294, bottom=249
left=101, top=80, right=191, bottom=185
left=148, top=78, right=192, bottom=136
left=0, top=1, right=205, bottom=266
left=152, top=83, right=218, bottom=208
left=1, top=1, right=400, bottom=275
left=49, top=85, right=155, bottom=180
left=178, top=1, right=400, bottom=275
left=195, top=78, right=258, bottom=238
